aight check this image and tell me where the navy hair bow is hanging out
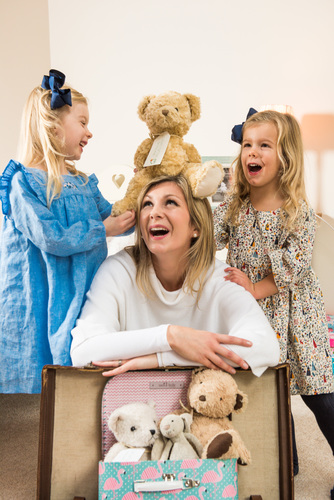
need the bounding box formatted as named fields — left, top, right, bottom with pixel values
left=231, top=107, right=258, bottom=144
left=41, top=69, right=72, bottom=110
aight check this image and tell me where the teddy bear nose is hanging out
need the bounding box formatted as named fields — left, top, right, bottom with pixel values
left=162, top=109, right=169, bottom=116
left=150, top=429, right=156, bottom=436
left=199, top=395, right=206, bottom=401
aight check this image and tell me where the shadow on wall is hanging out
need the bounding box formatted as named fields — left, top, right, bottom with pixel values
left=301, top=114, right=334, bottom=214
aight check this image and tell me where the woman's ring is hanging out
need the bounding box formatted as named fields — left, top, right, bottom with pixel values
left=118, top=360, right=122, bottom=367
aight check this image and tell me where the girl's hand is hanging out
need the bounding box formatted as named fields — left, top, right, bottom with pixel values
left=224, top=267, right=255, bottom=297
left=103, top=210, right=135, bottom=237
left=93, top=354, right=158, bottom=377
left=167, top=325, right=252, bottom=375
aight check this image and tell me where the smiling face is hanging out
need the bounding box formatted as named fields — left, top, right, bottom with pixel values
left=59, top=102, right=93, bottom=162
left=139, top=181, right=197, bottom=264
left=241, top=122, right=281, bottom=195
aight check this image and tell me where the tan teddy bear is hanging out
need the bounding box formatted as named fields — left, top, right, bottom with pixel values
left=111, top=91, right=224, bottom=215
left=179, top=368, right=251, bottom=465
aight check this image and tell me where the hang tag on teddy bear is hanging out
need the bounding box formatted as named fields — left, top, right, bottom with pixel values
left=111, top=448, right=146, bottom=462
left=143, top=132, right=170, bottom=167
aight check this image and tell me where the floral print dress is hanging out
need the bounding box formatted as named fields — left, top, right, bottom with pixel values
left=213, top=196, right=333, bottom=395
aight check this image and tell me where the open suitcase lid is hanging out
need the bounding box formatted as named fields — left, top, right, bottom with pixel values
left=38, top=364, right=293, bottom=500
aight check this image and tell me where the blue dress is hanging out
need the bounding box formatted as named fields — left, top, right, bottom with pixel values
left=0, top=160, right=112, bottom=393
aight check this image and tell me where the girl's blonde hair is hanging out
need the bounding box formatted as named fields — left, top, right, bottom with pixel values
left=126, top=175, right=215, bottom=302
left=228, top=110, right=307, bottom=229
left=18, top=84, right=88, bottom=206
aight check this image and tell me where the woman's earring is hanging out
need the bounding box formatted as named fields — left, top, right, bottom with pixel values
left=193, top=232, right=198, bottom=238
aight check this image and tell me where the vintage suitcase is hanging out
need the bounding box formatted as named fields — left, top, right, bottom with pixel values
left=38, top=364, right=293, bottom=500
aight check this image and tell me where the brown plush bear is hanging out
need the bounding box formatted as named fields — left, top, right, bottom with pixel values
left=179, top=368, right=251, bottom=465
left=111, top=91, right=224, bottom=215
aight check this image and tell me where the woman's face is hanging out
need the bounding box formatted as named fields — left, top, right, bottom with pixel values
left=139, top=181, right=197, bottom=261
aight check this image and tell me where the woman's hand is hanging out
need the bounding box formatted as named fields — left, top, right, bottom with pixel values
left=93, top=353, right=158, bottom=377
left=103, top=210, right=135, bottom=237
left=224, top=267, right=255, bottom=297
left=167, top=325, right=252, bottom=375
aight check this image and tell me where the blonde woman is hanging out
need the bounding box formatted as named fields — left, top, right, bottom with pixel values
left=0, top=70, right=134, bottom=393
left=71, top=175, right=280, bottom=378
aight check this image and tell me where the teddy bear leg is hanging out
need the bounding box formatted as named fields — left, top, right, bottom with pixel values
left=184, top=161, right=224, bottom=198
left=204, top=431, right=233, bottom=459
left=203, top=430, right=251, bottom=465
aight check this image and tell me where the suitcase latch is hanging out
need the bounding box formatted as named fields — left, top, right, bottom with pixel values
left=134, top=474, right=200, bottom=492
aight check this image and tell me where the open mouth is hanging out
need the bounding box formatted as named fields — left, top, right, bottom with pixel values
left=149, top=227, right=169, bottom=237
left=248, top=163, right=262, bottom=173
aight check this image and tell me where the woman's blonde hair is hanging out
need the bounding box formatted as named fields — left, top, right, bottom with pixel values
left=18, top=84, right=88, bottom=206
left=228, top=110, right=307, bottom=229
left=126, top=175, right=215, bottom=302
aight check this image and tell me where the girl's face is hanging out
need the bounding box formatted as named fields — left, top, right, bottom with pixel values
left=241, top=122, right=281, bottom=193
left=139, top=181, right=196, bottom=262
left=59, top=102, right=93, bottom=161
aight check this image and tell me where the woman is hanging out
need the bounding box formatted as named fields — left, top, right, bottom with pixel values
left=71, top=175, right=280, bottom=377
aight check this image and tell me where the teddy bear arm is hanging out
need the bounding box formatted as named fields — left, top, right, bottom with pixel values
left=134, top=138, right=153, bottom=169
left=159, top=441, right=174, bottom=461
left=111, top=169, right=152, bottom=215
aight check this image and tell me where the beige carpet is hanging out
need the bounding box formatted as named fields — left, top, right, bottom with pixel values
left=0, top=394, right=333, bottom=499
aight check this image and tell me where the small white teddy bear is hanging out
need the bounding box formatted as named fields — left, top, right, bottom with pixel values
left=152, top=413, right=203, bottom=461
left=104, top=401, right=158, bottom=462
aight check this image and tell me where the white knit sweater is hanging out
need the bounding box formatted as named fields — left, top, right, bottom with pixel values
left=71, top=250, right=280, bottom=376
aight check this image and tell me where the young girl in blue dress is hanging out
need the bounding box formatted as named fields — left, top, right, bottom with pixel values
left=0, top=70, right=135, bottom=393
left=213, top=109, right=334, bottom=492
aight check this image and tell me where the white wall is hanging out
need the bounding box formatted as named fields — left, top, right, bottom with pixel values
left=1, top=0, right=334, bottom=216
left=0, top=0, right=50, bottom=168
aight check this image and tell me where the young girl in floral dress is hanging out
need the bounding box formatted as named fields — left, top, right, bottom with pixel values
left=213, top=109, right=334, bottom=494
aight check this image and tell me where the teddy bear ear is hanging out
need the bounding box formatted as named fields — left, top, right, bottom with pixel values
left=147, top=400, right=156, bottom=409
left=234, top=391, right=249, bottom=413
left=108, top=410, right=123, bottom=433
left=184, top=94, right=201, bottom=122
left=138, top=95, right=155, bottom=121
left=192, top=367, right=206, bottom=378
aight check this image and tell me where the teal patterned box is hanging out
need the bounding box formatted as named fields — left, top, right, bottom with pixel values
left=99, top=458, right=238, bottom=499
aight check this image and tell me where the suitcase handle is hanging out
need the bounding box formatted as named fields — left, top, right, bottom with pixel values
left=134, top=474, right=200, bottom=493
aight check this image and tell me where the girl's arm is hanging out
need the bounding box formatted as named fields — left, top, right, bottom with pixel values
left=213, top=202, right=230, bottom=250
left=225, top=268, right=278, bottom=300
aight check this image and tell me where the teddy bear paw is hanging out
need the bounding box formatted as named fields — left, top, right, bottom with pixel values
left=192, top=161, right=224, bottom=198
left=205, top=431, right=233, bottom=459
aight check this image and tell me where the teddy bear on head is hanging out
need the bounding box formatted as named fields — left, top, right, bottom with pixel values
left=178, top=368, right=251, bottom=465
left=111, top=91, right=224, bottom=215
left=104, top=401, right=158, bottom=462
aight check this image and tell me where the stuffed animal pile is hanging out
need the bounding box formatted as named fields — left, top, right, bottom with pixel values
left=104, top=369, right=251, bottom=465
left=111, top=91, right=224, bottom=215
